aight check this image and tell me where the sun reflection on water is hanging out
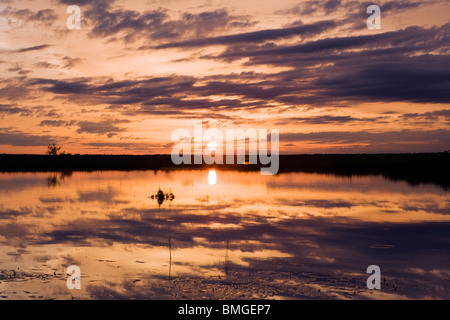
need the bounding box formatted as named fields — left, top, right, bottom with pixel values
left=208, top=169, right=217, bottom=185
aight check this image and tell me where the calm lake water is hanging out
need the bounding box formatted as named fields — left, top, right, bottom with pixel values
left=0, top=170, right=449, bottom=300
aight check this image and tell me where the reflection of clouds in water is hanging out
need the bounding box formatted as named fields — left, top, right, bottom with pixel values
left=404, top=268, right=450, bottom=280
left=0, top=170, right=449, bottom=299
left=275, top=199, right=354, bottom=208
left=2, top=206, right=449, bottom=298
left=0, top=206, right=32, bottom=219
left=401, top=202, right=450, bottom=215
left=40, top=187, right=129, bottom=205
left=0, top=175, right=48, bottom=193
left=40, top=196, right=74, bottom=204
left=77, top=186, right=129, bottom=204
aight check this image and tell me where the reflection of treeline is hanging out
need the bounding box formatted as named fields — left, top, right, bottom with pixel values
left=0, top=153, right=449, bottom=189
left=279, top=153, right=450, bottom=190
left=47, top=171, right=73, bottom=187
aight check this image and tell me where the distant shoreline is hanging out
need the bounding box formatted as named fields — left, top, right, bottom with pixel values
left=0, top=153, right=449, bottom=190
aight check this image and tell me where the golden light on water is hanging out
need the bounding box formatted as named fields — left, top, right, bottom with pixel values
left=0, top=170, right=449, bottom=299
left=208, top=169, right=217, bottom=185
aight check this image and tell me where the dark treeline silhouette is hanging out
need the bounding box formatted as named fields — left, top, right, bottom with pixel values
left=280, top=153, right=450, bottom=190
left=0, top=153, right=449, bottom=190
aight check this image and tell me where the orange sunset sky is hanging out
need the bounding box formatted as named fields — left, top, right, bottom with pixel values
left=0, top=0, right=449, bottom=154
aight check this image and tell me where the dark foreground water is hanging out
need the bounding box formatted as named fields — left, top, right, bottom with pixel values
left=0, top=170, right=449, bottom=299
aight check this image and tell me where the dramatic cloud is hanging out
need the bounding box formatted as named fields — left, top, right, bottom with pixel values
left=0, top=44, right=51, bottom=53
left=278, top=129, right=450, bottom=152
left=274, top=115, right=386, bottom=125
left=0, top=129, right=58, bottom=146
left=84, top=6, right=253, bottom=43
left=152, top=20, right=337, bottom=49
left=0, top=0, right=449, bottom=154
left=215, top=24, right=450, bottom=61
left=0, top=104, right=31, bottom=115
left=277, top=0, right=431, bottom=18
left=280, top=129, right=450, bottom=143
left=0, top=7, right=57, bottom=25
left=402, top=109, right=450, bottom=122
left=39, top=120, right=68, bottom=127
left=313, top=55, right=450, bottom=104
left=76, top=120, right=129, bottom=137
left=206, top=24, right=450, bottom=104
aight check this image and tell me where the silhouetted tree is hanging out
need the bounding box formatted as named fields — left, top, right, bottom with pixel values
left=46, top=143, right=64, bottom=156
